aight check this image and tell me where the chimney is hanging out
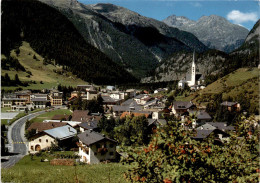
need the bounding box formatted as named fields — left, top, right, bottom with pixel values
left=68, top=127, right=71, bottom=132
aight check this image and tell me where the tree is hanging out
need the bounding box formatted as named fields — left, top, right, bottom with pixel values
left=114, top=115, right=150, bottom=146
left=14, top=74, right=21, bottom=85
left=122, top=117, right=259, bottom=182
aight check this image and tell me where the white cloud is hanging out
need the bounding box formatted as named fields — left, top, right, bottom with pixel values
left=190, top=2, right=202, bottom=7
left=227, top=10, right=258, bottom=24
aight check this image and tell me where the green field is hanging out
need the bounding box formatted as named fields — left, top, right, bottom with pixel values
left=1, top=152, right=128, bottom=183
left=2, top=41, right=89, bottom=90
left=199, top=68, right=258, bottom=95
left=28, top=109, right=72, bottom=124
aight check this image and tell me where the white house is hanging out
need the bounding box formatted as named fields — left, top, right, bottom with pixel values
left=28, top=125, right=77, bottom=153
left=77, top=130, right=117, bottom=164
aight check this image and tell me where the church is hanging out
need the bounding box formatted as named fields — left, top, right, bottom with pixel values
left=178, top=51, right=205, bottom=90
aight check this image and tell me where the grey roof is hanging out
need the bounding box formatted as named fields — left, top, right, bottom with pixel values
left=44, top=125, right=77, bottom=140
left=173, top=101, right=194, bottom=110
left=221, top=101, right=237, bottom=107
left=121, top=99, right=138, bottom=106
left=193, top=129, right=229, bottom=139
left=144, top=99, right=158, bottom=106
left=79, top=121, right=98, bottom=130
left=78, top=130, right=116, bottom=146
left=189, top=110, right=211, bottom=120
left=31, top=98, right=49, bottom=102
left=193, top=129, right=215, bottom=139
left=148, top=119, right=167, bottom=126
left=32, top=94, right=47, bottom=97
left=206, top=122, right=235, bottom=131
left=196, top=124, right=216, bottom=130
left=2, top=98, right=27, bottom=101
left=112, top=105, right=142, bottom=112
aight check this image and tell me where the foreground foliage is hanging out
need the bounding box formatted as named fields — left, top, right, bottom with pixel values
left=122, top=117, right=259, bottom=182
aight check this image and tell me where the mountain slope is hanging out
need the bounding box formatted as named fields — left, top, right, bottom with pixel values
left=2, top=0, right=138, bottom=85
left=141, top=50, right=229, bottom=83
left=230, top=19, right=259, bottom=67
left=163, top=15, right=249, bottom=53
left=143, top=19, right=259, bottom=83
left=39, top=0, right=208, bottom=77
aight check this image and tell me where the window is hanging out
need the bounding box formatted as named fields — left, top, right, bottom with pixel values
left=109, top=152, right=114, bottom=156
left=46, top=139, right=48, bottom=143
left=96, top=144, right=100, bottom=149
left=39, top=139, right=41, bottom=142
left=109, top=144, right=114, bottom=148
left=31, top=146, right=33, bottom=150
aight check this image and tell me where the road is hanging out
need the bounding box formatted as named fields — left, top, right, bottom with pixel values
left=1, top=110, right=48, bottom=169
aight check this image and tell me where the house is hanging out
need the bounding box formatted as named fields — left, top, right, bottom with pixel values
left=71, top=110, right=102, bottom=123
left=125, top=89, right=136, bottom=98
left=31, top=98, right=49, bottom=109
left=49, top=91, right=63, bottom=106
left=178, top=51, right=205, bottom=90
left=205, top=122, right=235, bottom=132
left=188, top=110, right=212, bottom=123
left=111, top=99, right=142, bottom=116
left=28, top=125, right=77, bottom=152
left=78, top=121, right=98, bottom=132
left=77, top=130, right=117, bottom=164
left=1, top=98, right=27, bottom=108
left=102, top=96, right=121, bottom=112
left=172, top=101, right=196, bottom=115
left=220, top=101, right=241, bottom=112
left=109, top=91, right=126, bottom=100
left=193, top=129, right=230, bottom=144
left=27, top=122, right=67, bottom=133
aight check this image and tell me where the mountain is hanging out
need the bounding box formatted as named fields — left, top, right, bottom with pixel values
left=163, top=15, right=249, bottom=53
left=2, top=0, right=138, bottom=85
left=141, top=50, right=229, bottom=83
left=230, top=19, right=259, bottom=67
left=39, top=0, right=208, bottom=77
left=142, top=20, right=259, bottom=83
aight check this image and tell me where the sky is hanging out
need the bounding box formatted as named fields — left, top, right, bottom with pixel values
left=79, top=0, right=260, bottom=30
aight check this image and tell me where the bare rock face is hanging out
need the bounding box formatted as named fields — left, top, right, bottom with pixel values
left=163, top=15, right=249, bottom=53
left=40, top=0, right=207, bottom=78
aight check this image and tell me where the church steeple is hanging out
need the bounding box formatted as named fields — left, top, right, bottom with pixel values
left=191, top=50, right=196, bottom=86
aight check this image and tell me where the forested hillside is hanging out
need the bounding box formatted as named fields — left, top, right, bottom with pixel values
left=2, top=0, right=138, bottom=85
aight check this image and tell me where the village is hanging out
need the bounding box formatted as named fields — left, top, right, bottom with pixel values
left=1, top=54, right=258, bottom=167
left=2, top=81, right=249, bottom=164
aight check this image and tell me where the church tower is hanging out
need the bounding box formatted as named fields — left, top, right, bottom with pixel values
left=191, top=50, right=196, bottom=86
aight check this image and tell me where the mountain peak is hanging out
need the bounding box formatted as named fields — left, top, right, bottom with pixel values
left=163, top=14, right=249, bottom=52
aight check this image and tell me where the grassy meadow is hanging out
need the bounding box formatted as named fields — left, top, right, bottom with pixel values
left=1, top=152, right=128, bottom=183
left=28, top=109, right=72, bottom=124
left=2, top=41, right=88, bottom=91
left=179, top=67, right=259, bottom=107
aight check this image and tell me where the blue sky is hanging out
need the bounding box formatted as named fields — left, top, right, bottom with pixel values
left=79, top=0, right=259, bottom=30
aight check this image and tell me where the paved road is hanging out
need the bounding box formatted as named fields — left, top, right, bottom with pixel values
left=1, top=110, right=48, bottom=169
